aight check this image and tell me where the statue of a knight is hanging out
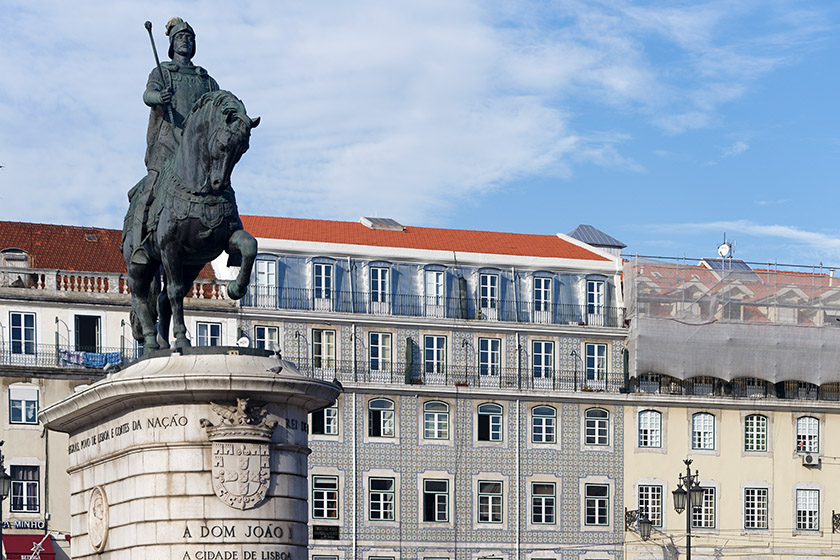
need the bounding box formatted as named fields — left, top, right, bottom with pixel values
left=128, top=17, right=219, bottom=265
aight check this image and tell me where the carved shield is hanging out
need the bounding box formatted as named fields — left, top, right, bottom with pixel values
left=210, top=441, right=270, bottom=510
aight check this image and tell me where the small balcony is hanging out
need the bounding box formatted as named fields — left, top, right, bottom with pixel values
left=244, top=286, right=625, bottom=328
left=0, top=343, right=138, bottom=370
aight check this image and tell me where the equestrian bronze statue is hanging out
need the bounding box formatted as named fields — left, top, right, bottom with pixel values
left=121, top=18, right=260, bottom=354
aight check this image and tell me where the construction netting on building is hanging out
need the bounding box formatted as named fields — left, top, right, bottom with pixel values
left=625, top=257, right=840, bottom=385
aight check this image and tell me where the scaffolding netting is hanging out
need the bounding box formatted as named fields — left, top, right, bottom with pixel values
left=625, top=257, right=840, bottom=384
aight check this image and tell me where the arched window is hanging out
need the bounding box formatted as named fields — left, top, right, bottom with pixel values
left=585, top=408, right=609, bottom=446
left=532, top=405, right=556, bottom=443
left=692, top=412, right=715, bottom=450
left=744, top=414, right=767, bottom=452
left=368, top=398, right=395, bottom=438
left=638, top=410, right=661, bottom=448
left=477, top=403, right=503, bottom=442
left=796, top=416, right=819, bottom=453
left=423, top=401, right=449, bottom=440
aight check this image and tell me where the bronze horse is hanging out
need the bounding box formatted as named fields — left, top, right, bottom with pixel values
left=122, top=90, right=260, bottom=353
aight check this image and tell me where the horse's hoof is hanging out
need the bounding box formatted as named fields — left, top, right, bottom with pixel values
left=227, top=280, right=244, bottom=300
left=174, top=337, right=192, bottom=350
left=142, top=340, right=160, bottom=355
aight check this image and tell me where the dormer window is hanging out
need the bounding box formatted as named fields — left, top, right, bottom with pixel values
left=1, top=249, right=29, bottom=268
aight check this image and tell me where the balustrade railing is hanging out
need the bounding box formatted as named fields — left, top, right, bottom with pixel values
left=243, top=286, right=625, bottom=327
left=0, top=265, right=227, bottom=300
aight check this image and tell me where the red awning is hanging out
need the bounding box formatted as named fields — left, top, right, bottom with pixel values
left=2, top=534, right=56, bottom=560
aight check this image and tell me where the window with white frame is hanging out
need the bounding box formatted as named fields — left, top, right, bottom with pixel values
left=312, top=475, right=339, bottom=519
left=313, top=556, right=339, bottom=560
left=368, top=398, right=395, bottom=438
left=369, top=332, right=392, bottom=372
left=587, top=279, right=605, bottom=314
left=691, top=488, right=715, bottom=528
left=584, top=484, right=609, bottom=526
left=425, top=270, right=445, bottom=307
left=532, top=406, right=556, bottom=444
left=423, top=401, right=449, bottom=440
left=638, top=485, right=663, bottom=527
left=744, top=487, right=768, bottom=529
left=744, top=414, right=767, bottom=452
left=313, top=263, right=333, bottom=300
left=692, top=413, right=715, bottom=450
left=585, top=343, right=607, bottom=388
left=311, top=403, right=339, bottom=435
left=479, top=273, right=499, bottom=310
left=254, top=325, right=279, bottom=351
left=370, top=267, right=389, bottom=303
left=422, top=479, right=449, bottom=522
left=368, top=477, right=395, bottom=520
left=424, top=336, right=446, bottom=376
left=9, top=385, right=38, bottom=424
left=10, top=465, right=39, bottom=513
left=534, top=277, right=552, bottom=312
left=796, top=416, right=819, bottom=453
left=478, top=480, right=503, bottom=523
left=638, top=410, right=662, bottom=448
left=196, top=322, right=221, bottom=346
left=796, top=489, right=819, bottom=531
left=479, top=338, right=501, bottom=377
left=531, top=482, right=556, bottom=524
left=10, top=311, right=36, bottom=355
left=312, top=329, right=336, bottom=370
left=532, top=340, right=554, bottom=380
left=585, top=408, right=609, bottom=446
left=254, top=259, right=276, bottom=306
left=477, top=403, right=503, bottom=442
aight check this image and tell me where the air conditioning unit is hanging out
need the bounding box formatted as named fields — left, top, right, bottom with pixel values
left=802, top=453, right=821, bottom=467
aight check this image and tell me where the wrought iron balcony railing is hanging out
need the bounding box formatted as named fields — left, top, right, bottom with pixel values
left=243, top=286, right=625, bottom=328
left=282, top=358, right=625, bottom=392
left=0, top=343, right=138, bottom=369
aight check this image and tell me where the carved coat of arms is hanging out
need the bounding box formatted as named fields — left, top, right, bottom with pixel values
left=200, top=398, right=277, bottom=510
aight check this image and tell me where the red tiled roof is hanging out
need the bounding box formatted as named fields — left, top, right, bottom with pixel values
left=241, top=215, right=610, bottom=261
left=0, top=221, right=126, bottom=273
left=0, top=221, right=214, bottom=278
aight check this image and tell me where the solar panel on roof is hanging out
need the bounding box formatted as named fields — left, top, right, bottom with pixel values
left=567, top=224, right=626, bottom=249
left=360, top=217, right=405, bottom=231
left=700, top=258, right=761, bottom=282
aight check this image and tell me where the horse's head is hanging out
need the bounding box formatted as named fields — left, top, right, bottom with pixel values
left=183, top=91, right=260, bottom=193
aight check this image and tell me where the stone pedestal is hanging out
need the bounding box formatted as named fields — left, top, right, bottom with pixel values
left=40, top=348, right=341, bottom=560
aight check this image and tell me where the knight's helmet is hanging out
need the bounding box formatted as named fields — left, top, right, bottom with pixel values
left=166, top=17, right=196, bottom=59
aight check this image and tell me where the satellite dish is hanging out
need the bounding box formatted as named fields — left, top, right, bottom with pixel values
left=236, top=336, right=251, bottom=348
left=717, top=242, right=731, bottom=258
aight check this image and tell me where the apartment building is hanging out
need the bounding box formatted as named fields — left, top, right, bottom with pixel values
left=623, top=256, right=840, bottom=560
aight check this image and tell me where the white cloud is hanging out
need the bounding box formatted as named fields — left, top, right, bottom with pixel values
left=722, top=140, right=750, bottom=158
left=0, top=0, right=830, bottom=229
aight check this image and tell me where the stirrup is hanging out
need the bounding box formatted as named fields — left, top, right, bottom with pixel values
left=131, top=247, right=150, bottom=265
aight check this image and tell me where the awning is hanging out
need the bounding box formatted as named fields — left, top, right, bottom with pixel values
left=2, top=534, right=56, bottom=560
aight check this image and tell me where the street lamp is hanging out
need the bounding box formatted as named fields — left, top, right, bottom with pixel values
left=672, top=458, right=703, bottom=560
left=0, top=440, right=12, bottom=560
left=625, top=507, right=653, bottom=541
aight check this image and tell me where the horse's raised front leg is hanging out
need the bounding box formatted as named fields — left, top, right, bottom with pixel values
left=127, top=262, right=160, bottom=354
left=226, top=229, right=258, bottom=300
left=160, top=245, right=191, bottom=350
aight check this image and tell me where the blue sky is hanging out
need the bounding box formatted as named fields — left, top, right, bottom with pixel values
left=1, top=1, right=839, bottom=266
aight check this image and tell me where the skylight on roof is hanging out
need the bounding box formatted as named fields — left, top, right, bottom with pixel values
left=360, top=217, right=405, bottom=231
